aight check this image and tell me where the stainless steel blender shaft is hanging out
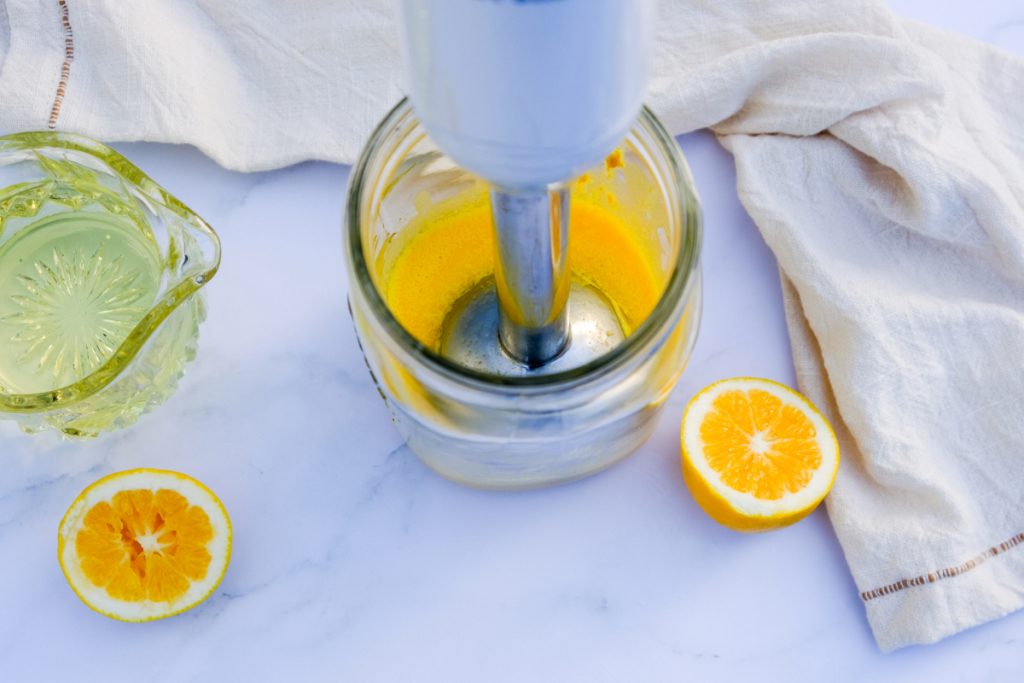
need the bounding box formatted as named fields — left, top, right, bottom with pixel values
left=490, top=186, right=572, bottom=367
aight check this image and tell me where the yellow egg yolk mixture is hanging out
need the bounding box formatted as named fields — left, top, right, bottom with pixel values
left=383, top=191, right=664, bottom=351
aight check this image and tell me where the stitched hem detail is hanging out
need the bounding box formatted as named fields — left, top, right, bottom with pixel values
left=48, top=0, right=74, bottom=129
left=861, top=532, right=1024, bottom=602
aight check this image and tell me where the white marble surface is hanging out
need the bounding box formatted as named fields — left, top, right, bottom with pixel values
left=2, top=2, right=1024, bottom=680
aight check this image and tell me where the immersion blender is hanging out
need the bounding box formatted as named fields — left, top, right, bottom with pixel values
left=398, top=0, right=657, bottom=374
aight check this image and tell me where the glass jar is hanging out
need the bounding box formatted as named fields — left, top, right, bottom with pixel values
left=344, top=99, right=702, bottom=489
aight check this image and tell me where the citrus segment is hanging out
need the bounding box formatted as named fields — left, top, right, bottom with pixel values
left=58, top=469, right=231, bottom=621
left=681, top=378, right=839, bottom=532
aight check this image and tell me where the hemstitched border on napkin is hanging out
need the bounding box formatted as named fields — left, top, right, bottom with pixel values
left=48, top=0, right=74, bottom=129
left=861, top=532, right=1024, bottom=601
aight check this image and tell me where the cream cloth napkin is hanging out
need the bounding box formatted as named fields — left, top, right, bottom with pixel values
left=3, top=0, right=1024, bottom=651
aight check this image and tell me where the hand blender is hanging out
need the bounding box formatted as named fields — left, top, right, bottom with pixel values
left=398, top=0, right=657, bottom=375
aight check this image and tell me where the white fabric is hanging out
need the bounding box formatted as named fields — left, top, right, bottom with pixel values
left=0, top=0, right=404, bottom=170
left=3, top=0, right=1024, bottom=651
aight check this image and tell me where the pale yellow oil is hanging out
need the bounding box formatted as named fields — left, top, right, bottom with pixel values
left=0, top=212, right=162, bottom=394
left=381, top=188, right=664, bottom=351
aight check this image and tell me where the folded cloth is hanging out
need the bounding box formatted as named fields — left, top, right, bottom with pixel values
left=3, top=0, right=1024, bottom=651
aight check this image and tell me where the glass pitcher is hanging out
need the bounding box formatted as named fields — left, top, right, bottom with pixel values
left=0, top=132, right=220, bottom=436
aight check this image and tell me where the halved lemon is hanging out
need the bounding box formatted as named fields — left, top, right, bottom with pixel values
left=58, top=469, right=231, bottom=621
left=681, top=378, right=839, bottom=532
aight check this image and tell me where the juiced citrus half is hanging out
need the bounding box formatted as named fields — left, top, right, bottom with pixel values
left=58, top=469, right=231, bottom=621
left=681, top=378, right=839, bottom=532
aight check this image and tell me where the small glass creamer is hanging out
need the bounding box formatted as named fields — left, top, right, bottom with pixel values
left=0, top=133, right=220, bottom=436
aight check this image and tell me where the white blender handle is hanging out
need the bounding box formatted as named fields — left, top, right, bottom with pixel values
left=398, top=0, right=656, bottom=189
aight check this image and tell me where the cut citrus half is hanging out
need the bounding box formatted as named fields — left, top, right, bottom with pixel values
left=58, top=469, right=231, bottom=621
left=680, top=378, right=839, bottom=532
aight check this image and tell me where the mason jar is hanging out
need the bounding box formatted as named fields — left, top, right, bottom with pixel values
left=344, top=98, right=702, bottom=489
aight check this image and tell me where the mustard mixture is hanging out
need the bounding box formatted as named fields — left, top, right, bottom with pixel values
left=382, top=170, right=663, bottom=351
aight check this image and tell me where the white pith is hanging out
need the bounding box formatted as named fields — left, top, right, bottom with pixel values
left=59, top=470, right=231, bottom=621
left=684, top=379, right=839, bottom=518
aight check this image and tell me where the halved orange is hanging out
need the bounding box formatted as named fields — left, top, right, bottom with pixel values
left=681, top=378, right=839, bottom=532
left=58, top=469, right=231, bottom=621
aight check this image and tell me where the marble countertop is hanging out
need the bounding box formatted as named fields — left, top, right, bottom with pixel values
left=2, top=2, right=1023, bottom=680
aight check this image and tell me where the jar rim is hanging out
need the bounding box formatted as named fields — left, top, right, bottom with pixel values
left=344, top=98, right=702, bottom=391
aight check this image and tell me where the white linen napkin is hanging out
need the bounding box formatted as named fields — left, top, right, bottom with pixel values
left=3, top=0, right=1024, bottom=651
